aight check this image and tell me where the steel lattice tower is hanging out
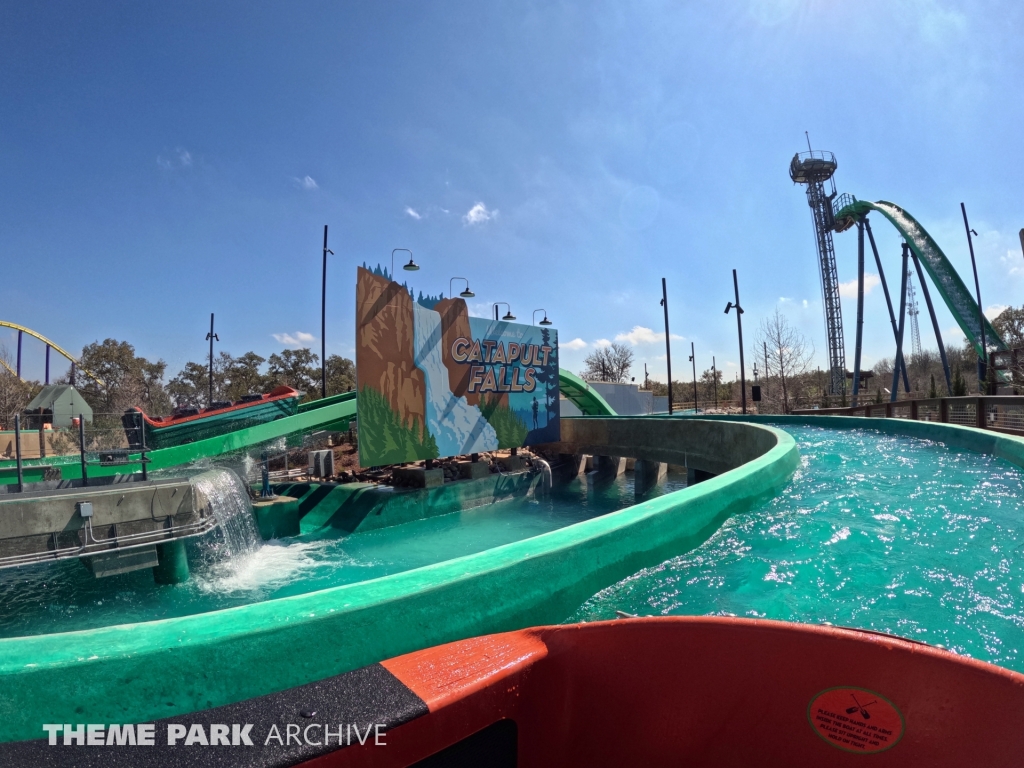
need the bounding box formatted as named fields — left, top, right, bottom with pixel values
left=907, top=268, right=923, bottom=358
left=790, top=149, right=846, bottom=395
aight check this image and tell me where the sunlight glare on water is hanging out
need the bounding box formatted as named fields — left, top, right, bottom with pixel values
left=572, top=425, right=1024, bottom=672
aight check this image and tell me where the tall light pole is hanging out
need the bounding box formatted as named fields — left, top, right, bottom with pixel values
left=660, top=278, right=673, bottom=413
left=725, top=269, right=747, bottom=414
left=205, top=313, right=219, bottom=407
left=961, top=203, right=987, bottom=392
left=688, top=342, right=698, bottom=412
left=712, top=356, right=718, bottom=409
left=321, top=225, right=334, bottom=400
left=532, top=309, right=552, bottom=326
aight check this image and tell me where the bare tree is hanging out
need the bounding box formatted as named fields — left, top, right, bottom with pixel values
left=0, top=343, right=40, bottom=430
left=581, top=343, right=634, bottom=383
left=755, top=309, right=814, bottom=414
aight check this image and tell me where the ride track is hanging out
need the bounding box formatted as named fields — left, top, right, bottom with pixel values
left=833, top=199, right=1006, bottom=359
left=0, top=321, right=104, bottom=386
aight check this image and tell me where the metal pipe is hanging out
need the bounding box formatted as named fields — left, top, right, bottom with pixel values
left=16, top=330, right=22, bottom=379
left=45, top=345, right=50, bottom=385
left=13, top=414, right=23, bottom=492
left=961, top=203, right=987, bottom=391
left=205, top=313, right=218, bottom=407
left=139, top=410, right=148, bottom=482
left=852, top=221, right=866, bottom=406
left=912, top=251, right=952, bottom=394
left=689, top=342, right=697, bottom=412
left=321, top=224, right=330, bottom=400
left=763, top=341, right=769, bottom=401
left=725, top=269, right=747, bottom=414
left=661, top=278, right=673, bottom=413
left=865, top=218, right=910, bottom=391
left=78, top=414, right=88, bottom=486
left=712, top=356, right=718, bottom=409
left=890, top=244, right=910, bottom=402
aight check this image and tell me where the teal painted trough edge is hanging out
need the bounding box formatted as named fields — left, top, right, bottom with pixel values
left=672, top=413, right=1024, bottom=472
left=0, top=419, right=797, bottom=742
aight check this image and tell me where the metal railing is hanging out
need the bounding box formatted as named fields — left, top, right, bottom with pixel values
left=792, top=396, right=1024, bottom=437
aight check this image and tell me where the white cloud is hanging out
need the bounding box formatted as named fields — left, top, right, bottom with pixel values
left=802, top=299, right=809, bottom=309
left=614, top=325, right=685, bottom=345
left=404, top=207, right=422, bottom=220
left=563, top=338, right=587, bottom=350
left=157, top=147, right=192, bottom=170
left=779, top=297, right=792, bottom=304
left=292, top=175, right=318, bottom=190
left=615, top=326, right=658, bottom=345
left=593, top=338, right=612, bottom=348
left=272, top=331, right=315, bottom=347
left=985, top=304, right=1008, bottom=321
left=838, top=273, right=882, bottom=299
left=463, top=202, right=498, bottom=226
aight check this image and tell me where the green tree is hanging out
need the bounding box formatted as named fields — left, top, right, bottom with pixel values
left=167, top=361, right=213, bottom=408
left=76, top=339, right=171, bottom=415
left=224, top=352, right=268, bottom=400
left=929, top=373, right=938, bottom=399
left=0, top=343, right=41, bottom=430
left=324, top=354, right=355, bottom=395
left=952, top=364, right=967, bottom=397
left=267, top=348, right=319, bottom=394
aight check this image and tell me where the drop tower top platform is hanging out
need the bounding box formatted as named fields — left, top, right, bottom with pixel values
left=789, top=150, right=837, bottom=184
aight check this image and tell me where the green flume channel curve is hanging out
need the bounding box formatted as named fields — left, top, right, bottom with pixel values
left=835, top=199, right=1006, bottom=358
left=0, top=416, right=787, bottom=742
left=0, top=370, right=612, bottom=482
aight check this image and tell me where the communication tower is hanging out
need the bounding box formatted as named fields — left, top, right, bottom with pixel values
left=907, top=268, right=923, bottom=358
left=790, top=145, right=846, bottom=395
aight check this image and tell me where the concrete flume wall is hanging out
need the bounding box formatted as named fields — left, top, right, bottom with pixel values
left=0, top=418, right=797, bottom=742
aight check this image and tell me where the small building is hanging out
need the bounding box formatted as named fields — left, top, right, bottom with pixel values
left=22, top=385, right=93, bottom=429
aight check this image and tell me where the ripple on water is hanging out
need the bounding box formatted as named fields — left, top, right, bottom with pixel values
left=571, top=425, right=1024, bottom=673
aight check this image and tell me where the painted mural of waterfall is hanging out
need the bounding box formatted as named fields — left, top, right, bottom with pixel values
left=413, top=303, right=499, bottom=456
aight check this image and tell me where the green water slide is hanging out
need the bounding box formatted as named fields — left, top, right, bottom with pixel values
left=557, top=368, right=617, bottom=416
left=2, top=372, right=612, bottom=483
left=835, top=198, right=1006, bottom=358
left=0, top=391, right=358, bottom=483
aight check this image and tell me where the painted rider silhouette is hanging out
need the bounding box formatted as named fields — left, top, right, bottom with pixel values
left=532, top=396, right=539, bottom=429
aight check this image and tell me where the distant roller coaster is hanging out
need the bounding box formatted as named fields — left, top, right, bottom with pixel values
left=0, top=321, right=104, bottom=386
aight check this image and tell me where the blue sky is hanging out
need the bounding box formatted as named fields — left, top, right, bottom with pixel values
left=3, top=1, right=1023, bottom=385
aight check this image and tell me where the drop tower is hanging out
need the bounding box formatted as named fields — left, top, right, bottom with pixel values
left=790, top=148, right=846, bottom=396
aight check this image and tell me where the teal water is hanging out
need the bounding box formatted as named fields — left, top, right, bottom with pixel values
left=572, top=425, right=1024, bottom=672
left=0, top=471, right=684, bottom=639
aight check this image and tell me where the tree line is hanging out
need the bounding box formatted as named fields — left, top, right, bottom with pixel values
left=0, top=338, right=355, bottom=427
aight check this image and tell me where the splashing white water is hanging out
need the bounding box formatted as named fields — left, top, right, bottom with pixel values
left=191, top=468, right=262, bottom=558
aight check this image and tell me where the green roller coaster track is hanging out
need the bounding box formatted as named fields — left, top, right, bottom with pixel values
left=834, top=199, right=1006, bottom=360
left=1, top=369, right=615, bottom=483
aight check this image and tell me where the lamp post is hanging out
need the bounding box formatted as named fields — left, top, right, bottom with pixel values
left=321, top=225, right=334, bottom=399
left=492, top=302, right=516, bottom=321
left=532, top=309, right=552, bottom=326
left=688, top=342, right=698, bottom=412
left=712, top=356, right=718, bottom=409
left=724, top=269, right=747, bottom=414
left=205, top=313, right=219, bottom=407
left=660, top=278, right=673, bottom=414
left=450, top=277, right=475, bottom=300
left=960, top=203, right=987, bottom=392
left=391, top=248, right=419, bottom=279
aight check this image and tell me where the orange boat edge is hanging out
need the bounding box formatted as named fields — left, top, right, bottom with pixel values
left=11, top=616, right=1024, bottom=766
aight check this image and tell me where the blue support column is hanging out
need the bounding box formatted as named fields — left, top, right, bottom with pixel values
left=890, top=243, right=910, bottom=402
left=852, top=221, right=866, bottom=406
left=44, top=345, right=50, bottom=385
left=16, top=330, right=22, bottom=378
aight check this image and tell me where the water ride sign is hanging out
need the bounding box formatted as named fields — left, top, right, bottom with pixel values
left=356, top=266, right=560, bottom=466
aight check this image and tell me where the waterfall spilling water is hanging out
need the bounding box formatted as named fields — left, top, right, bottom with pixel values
left=412, top=302, right=498, bottom=455
left=190, top=468, right=262, bottom=560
